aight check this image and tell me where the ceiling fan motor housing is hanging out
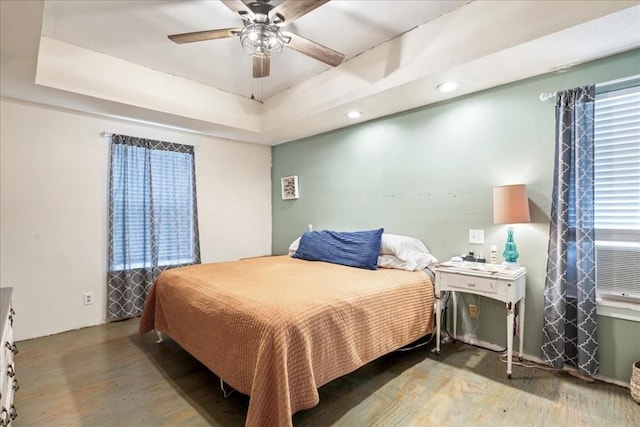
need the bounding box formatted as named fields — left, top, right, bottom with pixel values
left=248, top=1, right=274, bottom=23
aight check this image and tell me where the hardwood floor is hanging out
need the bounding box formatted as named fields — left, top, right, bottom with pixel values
left=14, top=318, right=639, bottom=426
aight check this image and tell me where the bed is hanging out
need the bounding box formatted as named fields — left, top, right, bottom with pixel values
left=139, top=232, right=436, bottom=427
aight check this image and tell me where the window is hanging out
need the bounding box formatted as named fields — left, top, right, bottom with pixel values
left=107, top=135, right=200, bottom=320
left=108, top=136, right=200, bottom=272
left=593, top=82, right=640, bottom=306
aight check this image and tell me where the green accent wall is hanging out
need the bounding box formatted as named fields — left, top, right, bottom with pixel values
left=272, top=49, right=640, bottom=384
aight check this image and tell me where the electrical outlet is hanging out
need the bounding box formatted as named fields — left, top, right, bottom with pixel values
left=469, top=229, right=485, bottom=244
left=468, top=304, right=479, bottom=319
left=83, top=292, right=94, bottom=306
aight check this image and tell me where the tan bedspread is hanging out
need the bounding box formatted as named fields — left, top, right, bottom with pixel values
left=139, top=255, right=434, bottom=427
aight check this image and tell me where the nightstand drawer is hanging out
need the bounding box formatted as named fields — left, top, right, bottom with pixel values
left=440, top=273, right=503, bottom=297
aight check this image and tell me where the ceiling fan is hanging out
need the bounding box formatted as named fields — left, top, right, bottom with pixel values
left=168, top=0, right=345, bottom=78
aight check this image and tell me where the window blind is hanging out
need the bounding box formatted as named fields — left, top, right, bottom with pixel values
left=593, top=86, right=640, bottom=235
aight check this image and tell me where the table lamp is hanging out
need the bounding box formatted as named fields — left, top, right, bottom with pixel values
left=493, top=184, right=531, bottom=265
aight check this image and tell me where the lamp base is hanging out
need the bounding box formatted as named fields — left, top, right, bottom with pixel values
left=502, top=226, right=519, bottom=265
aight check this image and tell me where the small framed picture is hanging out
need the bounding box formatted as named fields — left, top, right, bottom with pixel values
left=281, top=176, right=299, bottom=200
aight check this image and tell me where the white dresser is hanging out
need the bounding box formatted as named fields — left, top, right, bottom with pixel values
left=0, top=288, right=17, bottom=426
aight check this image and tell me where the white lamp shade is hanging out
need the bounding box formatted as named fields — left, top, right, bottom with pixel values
left=493, top=184, right=531, bottom=224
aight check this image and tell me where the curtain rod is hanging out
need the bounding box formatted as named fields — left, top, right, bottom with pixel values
left=539, top=74, right=640, bottom=102
left=100, top=131, right=200, bottom=151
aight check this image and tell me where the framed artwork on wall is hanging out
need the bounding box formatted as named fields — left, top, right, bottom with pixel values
left=281, top=176, right=299, bottom=200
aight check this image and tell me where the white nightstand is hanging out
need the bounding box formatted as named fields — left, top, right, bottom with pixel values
left=434, top=262, right=527, bottom=379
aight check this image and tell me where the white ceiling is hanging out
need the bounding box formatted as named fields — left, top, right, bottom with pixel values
left=2, top=1, right=640, bottom=146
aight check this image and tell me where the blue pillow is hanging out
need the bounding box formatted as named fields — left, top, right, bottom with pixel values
left=293, top=228, right=384, bottom=270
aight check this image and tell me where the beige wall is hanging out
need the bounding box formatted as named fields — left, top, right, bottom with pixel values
left=0, top=99, right=272, bottom=340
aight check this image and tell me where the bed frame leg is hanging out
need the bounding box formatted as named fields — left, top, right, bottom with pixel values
left=155, top=330, right=163, bottom=344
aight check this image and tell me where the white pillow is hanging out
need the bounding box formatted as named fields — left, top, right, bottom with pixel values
left=288, top=237, right=301, bottom=256
left=378, top=234, right=438, bottom=271
left=378, top=254, right=417, bottom=270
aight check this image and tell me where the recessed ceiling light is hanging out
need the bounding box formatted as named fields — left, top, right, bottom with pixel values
left=437, top=81, right=458, bottom=92
left=346, top=111, right=362, bottom=119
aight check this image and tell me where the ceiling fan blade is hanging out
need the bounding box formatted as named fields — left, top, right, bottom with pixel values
left=221, top=0, right=253, bottom=16
left=168, top=28, right=241, bottom=44
left=271, top=0, right=330, bottom=25
left=283, top=32, right=344, bottom=67
left=253, top=56, right=270, bottom=78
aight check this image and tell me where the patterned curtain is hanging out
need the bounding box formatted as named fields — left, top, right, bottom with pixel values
left=107, top=134, right=200, bottom=320
left=541, top=86, right=598, bottom=377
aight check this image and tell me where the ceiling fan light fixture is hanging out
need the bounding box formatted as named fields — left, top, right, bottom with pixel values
left=240, top=23, right=285, bottom=58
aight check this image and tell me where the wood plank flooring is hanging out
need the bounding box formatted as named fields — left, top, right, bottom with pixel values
left=14, top=318, right=640, bottom=426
